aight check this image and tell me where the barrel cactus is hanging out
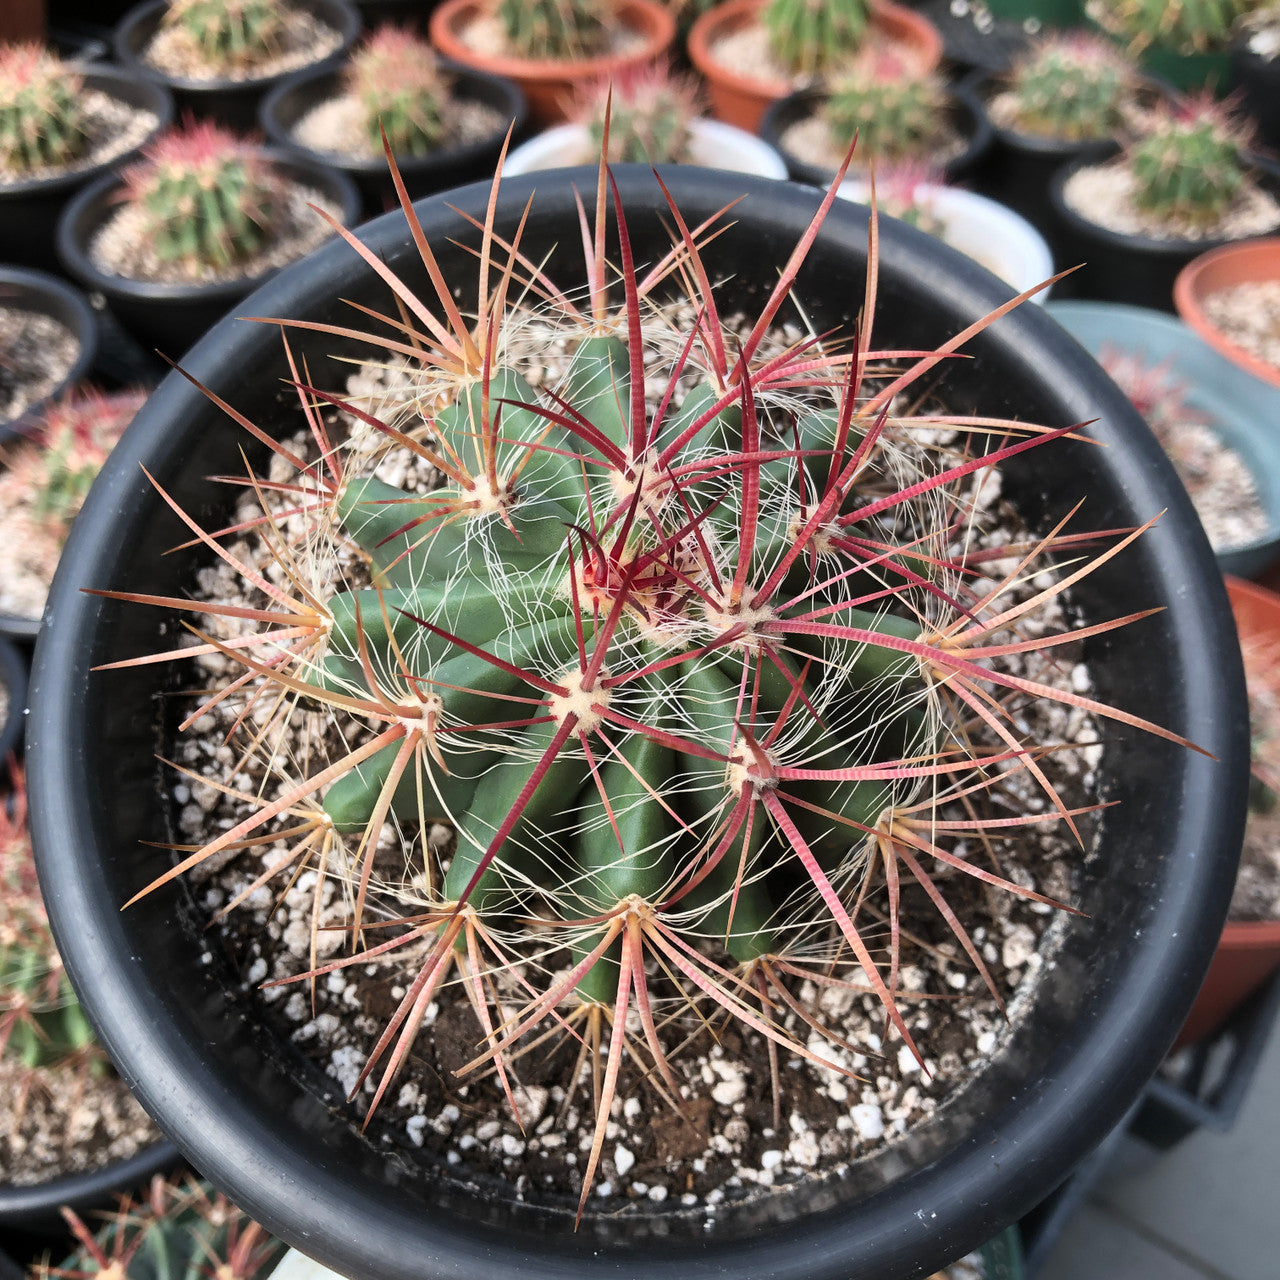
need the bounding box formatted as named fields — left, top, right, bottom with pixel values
left=0, top=43, right=88, bottom=174
left=1128, top=97, right=1251, bottom=226
left=1006, top=33, right=1133, bottom=142
left=763, top=0, right=872, bottom=77
left=497, top=0, right=609, bottom=60
left=121, top=121, right=286, bottom=272
left=103, top=138, right=1196, bottom=1219
left=347, top=25, right=448, bottom=158
left=824, top=62, right=947, bottom=157
left=161, top=0, right=285, bottom=72
left=1090, top=0, right=1253, bottom=55
left=576, top=63, right=700, bottom=163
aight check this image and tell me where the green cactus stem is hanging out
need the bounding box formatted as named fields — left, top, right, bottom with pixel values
left=0, top=44, right=88, bottom=173
left=1006, top=35, right=1131, bottom=142
left=763, top=0, right=872, bottom=77
left=348, top=25, right=449, bottom=157
left=497, top=0, right=609, bottom=60
left=824, top=68, right=947, bottom=158
left=161, top=0, right=285, bottom=71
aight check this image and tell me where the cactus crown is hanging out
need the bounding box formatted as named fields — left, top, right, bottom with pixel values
left=347, top=25, right=449, bottom=158
left=576, top=64, right=701, bottom=163
left=823, top=58, right=948, bottom=157
left=103, top=135, right=1199, bottom=1221
left=49, top=1176, right=284, bottom=1280
left=497, top=0, right=610, bottom=60
left=0, top=43, right=88, bottom=174
left=763, top=0, right=872, bottom=77
left=0, top=766, right=98, bottom=1072
left=1127, top=97, right=1251, bottom=226
left=122, top=121, right=285, bottom=272
left=1007, top=34, right=1133, bottom=142
left=161, top=0, right=286, bottom=72
left=1096, top=0, right=1254, bottom=55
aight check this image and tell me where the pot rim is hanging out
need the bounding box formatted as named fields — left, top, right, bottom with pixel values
left=54, top=147, right=362, bottom=307
left=29, top=163, right=1247, bottom=1280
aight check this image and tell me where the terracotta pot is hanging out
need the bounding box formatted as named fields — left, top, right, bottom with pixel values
left=688, top=0, right=943, bottom=133
left=428, top=0, right=675, bottom=128
left=1174, top=238, right=1280, bottom=392
left=1175, top=576, right=1280, bottom=1047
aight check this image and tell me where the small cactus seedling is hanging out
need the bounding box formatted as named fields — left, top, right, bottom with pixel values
left=43, top=1175, right=284, bottom=1280
left=576, top=64, right=701, bottom=163
left=161, top=0, right=285, bottom=73
left=1127, top=97, right=1251, bottom=227
left=823, top=60, right=948, bottom=159
left=346, top=26, right=449, bottom=158
left=497, top=0, right=609, bottom=60
left=122, top=121, right=286, bottom=272
left=0, top=43, right=88, bottom=174
left=1006, top=34, right=1133, bottom=142
left=763, top=0, right=872, bottom=77
left=0, top=765, right=98, bottom=1078
left=1092, top=0, right=1253, bottom=55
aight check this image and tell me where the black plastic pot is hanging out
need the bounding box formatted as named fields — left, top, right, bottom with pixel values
left=0, top=636, right=26, bottom=761
left=1048, top=145, right=1280, bottom=311
left=913, top=0, right=1032, bottom=75
left=758, top=82, right=991, bottom=189
left=0, top=268, right=98, bottom=446
left=1231, top=36, right=1280, bottom=153
left=29, top=165, right=1247, bottom=1280
left=0, top=68, right=172, bottom=274
left=0, top=1137, right=182, bottom=1246
left=113, top=0, right=362, bottom=132
left=55, top=151, right=362, bottom=360
left=260, top=61, right=528, bottom=220
left=352, top=0, right=442, bottom=33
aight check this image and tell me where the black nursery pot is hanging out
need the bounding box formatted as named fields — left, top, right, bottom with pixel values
left=29, top=167, right=1247, bottom=1280
left=0, top=636, right=26, bottom=762
left=0, top=69, right=172, bottom=274
left=260, top=62, right=528, bottom=220
left=113, top=0, right=361, bottom=132
left=1231, top=37, right=1280, bottom=153
left=1049, top=145, right=1280, bottom=311
left=759, top=82, right=992, bottom=189
left=55, top=152, right=362, bottom=361
left=0, top=267, right=98, bottom=446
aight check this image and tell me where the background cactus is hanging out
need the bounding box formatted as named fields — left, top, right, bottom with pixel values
left=104, top=140, right=1194, bottom=1221
left=346, top=25, right=449, bottom=157
left=763, top=0, right=872, bottom=77
left=0, top=765, right=97, bottom=1075
left=1092, top=0, right=1255, bottom=55
left=44, top=1175, right=283, bottom=1280
left=0, top=43, right=88, bottom=173
left=497, top=0, right=609, bottom=60
left=823, top=61, right=948, bottom=157
left=575, top=63, right=701, bottom=163
left=160, top=0, right=285, bottom=72
left=1006, top=33, right=1133, bottom=141
left=122, top=121, right=286, bottom=272
left=1128, top=98, right=1250, bottom=226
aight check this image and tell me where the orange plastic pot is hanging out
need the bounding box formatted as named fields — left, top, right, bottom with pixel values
left=1174, top=238, right=1280, bottom=392
left=1176, top=576, right=1280, bottom=1047
left=688, top=0, right=942, bottom=133
left=428, top=0, right=675, bottom=128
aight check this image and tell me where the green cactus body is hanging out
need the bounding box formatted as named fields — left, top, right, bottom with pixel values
left=349, top=26, right=448, bottom=158
left=497, top=0, right=609, bottom=60
left=580, top=68, right=700, bottom=164
left=319, top=336, right=933, bottom=1003
left=1007, top=38, right=1129, bottom=142
left=1100, top=0, right=1251, bottom=55
left=0, top=45, right=88, bottom=174
left=763, top=0, right=872, bottom=77
left=162, top=0, right=285, bottom=71
left=1129, top=108, right=1246, bottom=226
left=823, top=71, right=947, bottom=159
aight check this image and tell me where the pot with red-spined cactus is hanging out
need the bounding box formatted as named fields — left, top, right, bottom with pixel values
left=260, top=23, right=527, bottom=218
left=114, top=0, right=360, bottom=132
left=761, top=53, right=991, bottom=187
left=1050, top=94, right=1280, bottom=308
left=56, top=118, right=360, bottom=357
left=29, top=134, right=1245, bottom=1280
left=0, top=42, right=172, bottom=271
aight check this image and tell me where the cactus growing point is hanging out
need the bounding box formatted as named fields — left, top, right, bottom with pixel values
left=1006, top=33, right=1133, bottom=142
left=575, top=63, right=701, bottom=163
left=96, top=133, right=1203, bottom=1221
left=347, top=25, right=449, bottom=158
